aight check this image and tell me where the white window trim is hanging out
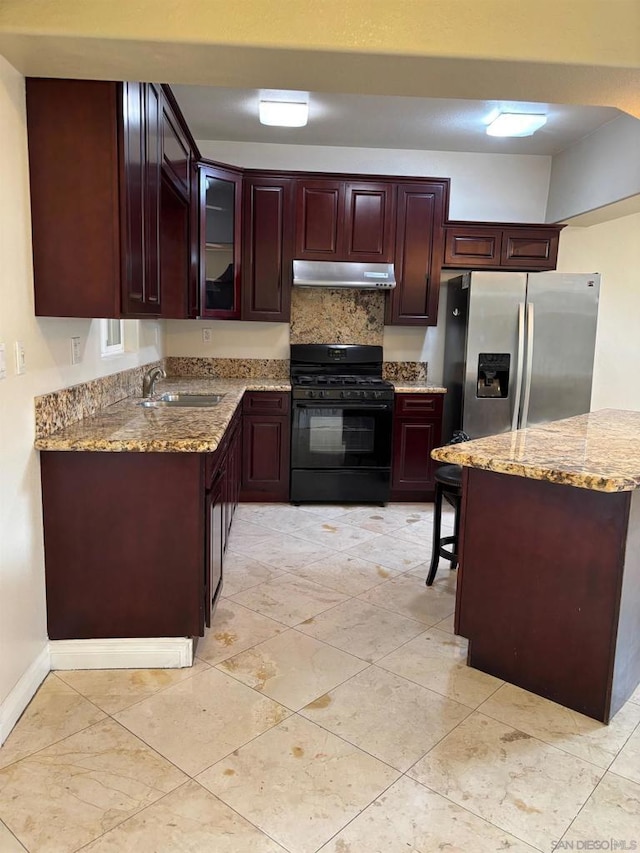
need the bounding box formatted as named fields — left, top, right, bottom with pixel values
left=100, top=318, right=125, bottom=357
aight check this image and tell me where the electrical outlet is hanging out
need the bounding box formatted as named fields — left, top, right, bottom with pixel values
left=71, top=336, right=81, bottom=365
left=14, top=341, right=26, bottom=375
left=0, top=343, right=6, bottom=379
left=202, top=328, right=212, bottom=344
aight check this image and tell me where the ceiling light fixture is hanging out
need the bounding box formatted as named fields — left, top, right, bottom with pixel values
left=259, top=100, right=308, bottom=127
left=486, top=113, right=547, bottom=137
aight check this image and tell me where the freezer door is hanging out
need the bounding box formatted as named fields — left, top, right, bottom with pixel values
left=523, top=273, right=600, bottom=427
left=462, top=272, right=527, bottom=438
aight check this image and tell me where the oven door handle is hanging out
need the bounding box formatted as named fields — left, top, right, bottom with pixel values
left=293, top=402, right=392, bottom=410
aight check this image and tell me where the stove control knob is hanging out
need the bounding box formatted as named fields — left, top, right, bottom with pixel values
left=318, top=390, right=325, bottom=398
left=308, top=390, right=315, bottom=399
left=340, top=390, right=346, bottom=399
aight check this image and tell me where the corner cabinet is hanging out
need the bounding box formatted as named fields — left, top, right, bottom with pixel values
left=199, top=164, right=242, bottom=319
left=391, top=393, right=444, bottom=500
left=40, top=410, right=243, bottom=640
left=242, top=174, right=295, bottom=322
left=444, top=222, right=563, bottom=271
left=386, top=181, right=448, bottom=326
left=295, top=179, right=395, bottom=262
left=26, top=78, right=198, bottom=319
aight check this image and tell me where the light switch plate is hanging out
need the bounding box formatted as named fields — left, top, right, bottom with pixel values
left=202, top=328, right=212, bottom=344
left=0, top=343, right=6, bottom=379
left=15, top=340, right=25, bottom=375
left=71, top=336, right=81, bottom=365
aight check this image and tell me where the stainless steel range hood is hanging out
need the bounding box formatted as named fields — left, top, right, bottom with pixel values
left=293, top=260, right=396, bottom=290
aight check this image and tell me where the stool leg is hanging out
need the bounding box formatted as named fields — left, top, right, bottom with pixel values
left=426, top=483, right=443, bottom=587
left=450, top=493, right=461, bottom=571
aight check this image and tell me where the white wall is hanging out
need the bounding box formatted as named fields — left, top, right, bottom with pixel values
left=199, top=140, right=552, bottom=223
left=546, top=115, right=640, bottom=224
left=555, top=212, right=640, bottom=412
left=166, top=319, right=288, bottom=359
left=0, top=55, right=164, bottom=718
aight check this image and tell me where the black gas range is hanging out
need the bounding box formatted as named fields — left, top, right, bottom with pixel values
left=290, top=344, right=394, bottom=504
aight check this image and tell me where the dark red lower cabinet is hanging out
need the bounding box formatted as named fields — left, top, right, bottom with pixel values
left=240, top=392, right=291, bottom=502
left=391, top=394, right=443, bottom=501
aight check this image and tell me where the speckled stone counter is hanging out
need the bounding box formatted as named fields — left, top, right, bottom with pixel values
left=432, top=409, right=640, bottom=493
left=392, top=382, right=447, bottom=394
left=35, top=378, right=290, bottom=453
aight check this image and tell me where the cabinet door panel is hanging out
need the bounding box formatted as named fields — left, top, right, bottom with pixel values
left=392, top=420, right=438, bottom=492
left=387, top=183, right=445, bottom=326
left=295, top=180, right=344, bottom=258
left=121, top=82, right=147, bottom=314
left=26, top=78, right=122, bottom=318
left=161, top=104, right=191, bottom=197
left=144, top=84, right=162, bottom=310
left=444, top=226, right=502, bottom=267
left=242, top=177, right=294, bottom=321
left=241, top=415, right=290, bottom=501
left=200, top=165, right=242, bottom=319
left=501, top=228, right=560, bottom=270
left=344, top=183, right=395, bottom=262
left=160, top=177, right=189, bottom=318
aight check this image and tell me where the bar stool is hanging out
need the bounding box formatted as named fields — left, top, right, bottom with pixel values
left=426, top=464, right=463, bottom=586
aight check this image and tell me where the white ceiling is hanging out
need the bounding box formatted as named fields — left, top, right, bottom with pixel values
left=171, top=86, right=621, bottom=156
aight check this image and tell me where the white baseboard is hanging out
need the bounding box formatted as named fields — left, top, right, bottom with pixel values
left=0, top=645, right=50, bottom=746
left=49, top=637, right=193, bottom=670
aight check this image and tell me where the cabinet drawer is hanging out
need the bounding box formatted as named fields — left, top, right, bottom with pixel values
left=395, top=394, right=443, bottom=418
left=243, top=391, right=291, bottom=416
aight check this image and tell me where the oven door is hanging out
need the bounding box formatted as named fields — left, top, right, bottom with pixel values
left=291, top=400, right=393, bottom=470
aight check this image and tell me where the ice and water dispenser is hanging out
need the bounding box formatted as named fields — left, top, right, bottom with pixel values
left=476, top=353, right=510, bottom=398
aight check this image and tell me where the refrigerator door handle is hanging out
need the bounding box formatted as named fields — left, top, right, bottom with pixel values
left=511, top=302, right=526, bottom=431
left=521, top=302, right=535, bottom=428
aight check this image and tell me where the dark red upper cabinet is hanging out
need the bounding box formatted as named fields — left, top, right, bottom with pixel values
left=242, top=175, right=295, bottom=322
left=500, top=227, right=561, bottom=269
left=295, top=179, right=395, bottom=262
left=295, top=180, right=344, bottom=258
left=199, top=164, right=242, bottom=319
left=443, top=222, right=562, bottom=271
left=386, top=181, right=447, bottom=327
left=444, top=225, right=502, bottom=268
left=26, top=79, right=198, bottom=319
left=343, top=183, right=395, bottom=262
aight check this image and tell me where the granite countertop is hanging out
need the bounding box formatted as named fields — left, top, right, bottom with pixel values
left=391, top=382, right=447, bottom=394
left=35, top=378, right=291, bottom=453
left=431, top=409, right=640, bottom=493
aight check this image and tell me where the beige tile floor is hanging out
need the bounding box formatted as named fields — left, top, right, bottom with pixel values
left=1, top=501, right=639, bottom=853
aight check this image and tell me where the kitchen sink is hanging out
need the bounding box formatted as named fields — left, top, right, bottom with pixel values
left=139, top=393, right=225, bottom=408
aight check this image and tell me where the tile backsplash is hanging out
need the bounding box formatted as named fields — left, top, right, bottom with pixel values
left=290, top=288, right=385, bottom=345
left=35, top=360, right=163, bottom=439
left=165, top=357, right=289, bottom=379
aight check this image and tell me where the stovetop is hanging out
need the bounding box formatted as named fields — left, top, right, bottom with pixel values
left=293, top=374, right=391, bottom=388
left=290, top=344, right=394, bottom=402
left=291, top=374, right=394, bottom=402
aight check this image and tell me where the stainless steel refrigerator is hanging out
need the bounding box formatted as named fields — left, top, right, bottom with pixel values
left=442, top=271, right=601, bottom=441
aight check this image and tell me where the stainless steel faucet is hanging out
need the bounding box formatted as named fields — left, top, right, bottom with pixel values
left=142, top=366, right=166, bottom=398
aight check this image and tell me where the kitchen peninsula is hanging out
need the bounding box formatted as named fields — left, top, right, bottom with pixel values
left=432, top=409, right=640, bottom=723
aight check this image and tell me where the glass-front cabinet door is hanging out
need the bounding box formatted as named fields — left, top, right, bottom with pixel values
left=199, top=165, right=242, bottom=318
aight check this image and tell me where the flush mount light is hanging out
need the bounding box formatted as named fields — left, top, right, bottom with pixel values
left=259, top=100, right=308, bottom=127
left=486, top=113, right=547, bottom=137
